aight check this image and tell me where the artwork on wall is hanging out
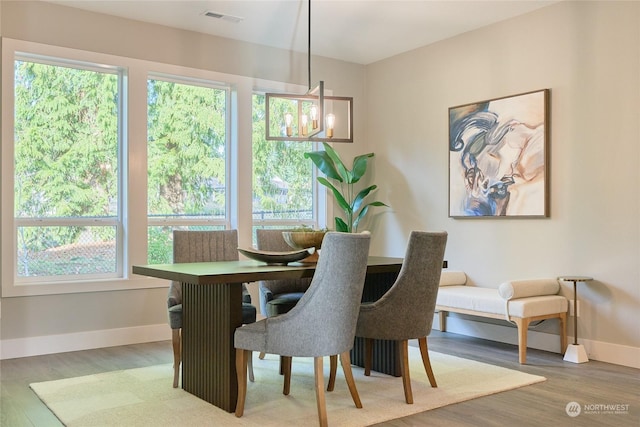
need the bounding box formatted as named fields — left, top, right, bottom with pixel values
left=448, top=89, right=549, bottom=218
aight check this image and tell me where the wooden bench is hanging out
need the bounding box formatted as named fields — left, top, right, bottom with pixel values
left=435, top=271, right=568, bottom=364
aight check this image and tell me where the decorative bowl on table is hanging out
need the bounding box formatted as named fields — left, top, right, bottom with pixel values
left=281, top=230, right=326, bottom=262
left=237, top=247, right=315, bottom=266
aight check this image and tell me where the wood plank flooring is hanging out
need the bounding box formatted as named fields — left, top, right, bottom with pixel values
left=1, top=331, right=638, bottom=426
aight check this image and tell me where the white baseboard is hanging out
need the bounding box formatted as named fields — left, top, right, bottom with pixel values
left=434, top=315, right=640, bottom=369
left=0, top=324, right=170, bottom=360
left=3, top=320, right=639, bottom=369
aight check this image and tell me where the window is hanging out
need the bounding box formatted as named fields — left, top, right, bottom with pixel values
left=13, top=55, right=123, bottom=282
left=146, top=76, right=229, bottom=264
left=252, top=93, right=322, bottom=241
left=1, top=38, right=322, bottom=296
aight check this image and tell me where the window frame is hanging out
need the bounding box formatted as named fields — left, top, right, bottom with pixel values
left=12, top=53, right=126, bottom=284
left=250, top=89, right=327, bottom=234
left=1, top=38, right=325, bottom=297
left=146, top=73, right=233, bottom=263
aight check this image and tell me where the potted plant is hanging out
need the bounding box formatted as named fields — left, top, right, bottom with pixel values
left=304, top=142, right=388, bottom=233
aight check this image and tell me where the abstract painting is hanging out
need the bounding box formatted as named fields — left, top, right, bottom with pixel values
left=448, top=89, right=549, bottom=218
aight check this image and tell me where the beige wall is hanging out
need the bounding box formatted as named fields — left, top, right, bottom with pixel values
left=364, top=0, right=639, bottom=364
left=1, top=1, right=638, bottom=366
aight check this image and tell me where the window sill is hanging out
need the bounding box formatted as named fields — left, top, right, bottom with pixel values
left=1, top=276, right=168, bottom=298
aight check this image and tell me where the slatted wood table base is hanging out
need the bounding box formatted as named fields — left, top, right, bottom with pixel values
left=182, top=282, right=243, bottom=412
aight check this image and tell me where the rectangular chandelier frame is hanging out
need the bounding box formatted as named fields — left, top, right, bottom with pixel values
left=265, top=81, right=353, bottom=143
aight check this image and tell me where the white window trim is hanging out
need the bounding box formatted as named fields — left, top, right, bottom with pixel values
left=1, top=38, right=322, bottom=297
left=12, top=54, right=126, bottom=285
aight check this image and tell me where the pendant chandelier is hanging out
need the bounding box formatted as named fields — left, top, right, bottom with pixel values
left=265, top=0, right=353, bottom=143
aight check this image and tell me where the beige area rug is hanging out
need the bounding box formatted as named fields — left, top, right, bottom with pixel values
left=31, top=347, right=545, bottom=426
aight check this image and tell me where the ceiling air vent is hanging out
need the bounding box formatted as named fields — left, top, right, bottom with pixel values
left=203, top=11, right=244, bottom=24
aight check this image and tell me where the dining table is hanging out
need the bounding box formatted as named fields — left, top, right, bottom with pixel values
left=132, top=256, right=403, bottom=412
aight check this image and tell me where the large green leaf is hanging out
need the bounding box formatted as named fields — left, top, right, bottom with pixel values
left=317, top=177, right=351, bottom=214
left=352, top=185, right=377, bottom=212
left=334, top=217, right=349, bottom=232
left=304, top=150, right=343, bottom=182
left=322, top=142, right=349, bottom=182
left=350, top=153, right=374, bottom=183
left=353, top=205, right=369, bottom=232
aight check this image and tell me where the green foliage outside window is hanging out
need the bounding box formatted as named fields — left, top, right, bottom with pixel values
left=147, top=79, right=227, bottom=217
left=14, top=60, right=119, bottom=276
left=13, top=59, right=318, bottom=275
left=252, top=94, right=314, bottom=221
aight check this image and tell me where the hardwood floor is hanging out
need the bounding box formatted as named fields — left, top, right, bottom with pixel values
left=1, top=331, right=638, bottom=426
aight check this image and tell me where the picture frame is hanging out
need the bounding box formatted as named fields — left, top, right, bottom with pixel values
left=448, top=89, right=550, bottom=218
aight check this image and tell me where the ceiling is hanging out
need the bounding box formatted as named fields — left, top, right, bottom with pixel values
left=46, top=0, right=558, bottom=65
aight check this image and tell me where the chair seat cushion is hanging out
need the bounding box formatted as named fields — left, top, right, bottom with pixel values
left=266, top=293, right=304, bottom=316
left=168, top=304, right=182, bottom=329
left=242, top=303, right=257, bottom=324
left=235, top=319, right=267, bottom=352
left=170, top=303, right=256, bottom=329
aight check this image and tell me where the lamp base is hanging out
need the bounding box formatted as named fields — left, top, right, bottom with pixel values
left=563, top=344, right=589, bottom=363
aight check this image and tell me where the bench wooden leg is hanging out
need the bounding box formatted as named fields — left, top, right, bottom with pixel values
left=513, top=317, right=530, bottom=364
left=559, top=312, right=568, bottom=353
left=439, top=311, right=447, bottom=332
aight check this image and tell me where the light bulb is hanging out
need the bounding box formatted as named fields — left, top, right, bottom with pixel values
left=285, top=112, right=293, bottom=137
left=326, top=113, right=335, bottom=138
left=301, top=114, right=308, bottom=136
left=310, top=105, right=318, bottom=129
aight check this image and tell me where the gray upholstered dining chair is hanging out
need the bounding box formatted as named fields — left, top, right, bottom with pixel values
left=167, top=229, right=257, bottom=388
left=256, top=228, right=313, bottom=317
left=355, top=231, right=447, bottom=404
left=234, top=232, right=371, bottom=427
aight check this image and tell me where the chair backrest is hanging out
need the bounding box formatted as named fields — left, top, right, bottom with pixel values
left=264, top=232, right=371, bottom=357
left=255, top=229, right=313, bottom=310
left=368, top=231, right=447, bottom=339
left=173, top=230, right=239, bottom=263
left=168, top=230, right=240, bottom=307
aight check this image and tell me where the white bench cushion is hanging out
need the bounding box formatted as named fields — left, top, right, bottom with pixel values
left=437, top=286, right=568, bottom=318
left=498, top=279, right=560, bottom=300
left=439, top=270, right=467, bottom=286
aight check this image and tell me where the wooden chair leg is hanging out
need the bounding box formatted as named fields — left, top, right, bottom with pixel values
left=247, top=350, right=255, bottom=382
left=282, top=356, right=292, bottom=395
left=259, top=351, right=266, bottom=360
left=171, top=328, right=181, bottom=388
left=314, top=357, right=328, bottom=427
left=235, top=349, right=249, bottom=417
left=418, top=336, right=437, bottom=387
left=364, top=338, right=373, bottom=376
left=327, top=355, right=338, bottom=392
left=339, top=351, right=363, bottom=408
left=400, top=340, right=413, bottom=404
